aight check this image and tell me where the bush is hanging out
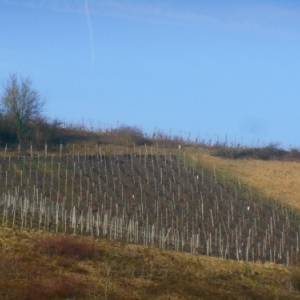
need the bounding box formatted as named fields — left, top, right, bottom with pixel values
left=0, top=115, right=66, bottom=147
left=0, top=115, right=18, bottom=145
left=36, top=235, right=96, bottom=260
left=30, top=118, right=64, bottom=146
left=103, top=125, right=152, bottom=146
left=212, top=144, right=289, bottom=161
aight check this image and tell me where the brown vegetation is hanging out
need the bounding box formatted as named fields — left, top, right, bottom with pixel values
left=0, top=121, right=300, bottom=298
left=2, top=141, right=300, bottom=265
left=190, top=146, right=300, bottom=210
left=36, top=235, right=97, bottom=260
left=0, top=227, right=300, bottom=299
left=212, top=144, right=300, bottom=161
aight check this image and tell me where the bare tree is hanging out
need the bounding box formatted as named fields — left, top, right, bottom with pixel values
left=1, top=74, right=46, bottom=143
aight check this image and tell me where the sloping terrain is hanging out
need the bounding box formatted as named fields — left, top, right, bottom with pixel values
left=1, top=226, right=300, bottom=300
left=1, top=143, right=300, bottom=265
left=1, top=140, right=300, bottom=299
left=189, top=146, right=300, bottom=210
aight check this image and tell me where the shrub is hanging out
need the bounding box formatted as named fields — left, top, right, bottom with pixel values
left=103, top=125, right=152, bottom=146
left=36, top=235, right=96, bottom=260
left=0, top=114, right=18, bottom=145
left=212, top=144, right=289, bottom=161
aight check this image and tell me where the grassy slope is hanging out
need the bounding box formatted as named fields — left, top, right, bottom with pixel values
left=2, top=141, right=300, bottom=299
left=1, top=226, right=300, bottom=300
left=187, top=146, right=300, bottom=210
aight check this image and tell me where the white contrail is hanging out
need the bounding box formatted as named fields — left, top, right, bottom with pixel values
left=84, top=0, right=95, bottom=68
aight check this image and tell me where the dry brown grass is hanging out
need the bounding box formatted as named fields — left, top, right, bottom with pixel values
left=0, top=229, right=90, bottom=300
left=36, top=234, right=97, bottom=260
left=2, top=141, right=300, bottom=298
left=186, top=147, right=300, bottom=210
left=0, top=226, right=300, bottom=299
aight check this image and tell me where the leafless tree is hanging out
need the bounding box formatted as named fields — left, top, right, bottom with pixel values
left=1, top=73, right=46, bottom=143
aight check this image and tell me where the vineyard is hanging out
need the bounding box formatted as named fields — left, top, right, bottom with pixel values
left=1, top=142, right=300, bottom=266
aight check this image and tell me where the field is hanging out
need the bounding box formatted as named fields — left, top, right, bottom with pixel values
left=191, top=147, right=300, bottom=210
left=1, top=135, right=300, bottom=299
left=1, top=227, right=300, bottom=299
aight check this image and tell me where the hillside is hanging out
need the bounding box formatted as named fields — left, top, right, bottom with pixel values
left=1, top=131, right=300, bottom=299
left=190, top=146, right=300, bottom=210
left=1, top=226, right=300, bottom=300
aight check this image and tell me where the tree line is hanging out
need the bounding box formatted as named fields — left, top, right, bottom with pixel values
left=0, top=73, right=65, bottom=147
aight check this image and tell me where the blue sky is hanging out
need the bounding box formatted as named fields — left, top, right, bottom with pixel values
left=1, top=0, right=300, bottom=148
